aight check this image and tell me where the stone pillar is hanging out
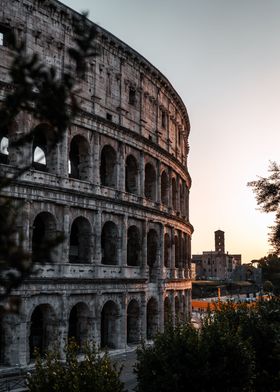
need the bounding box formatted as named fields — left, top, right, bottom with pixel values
left=119, top=294, right=127, bottom=349
left=118, top=142, right=125, bottom=192
left=140, top=152, right=145, bottom=198
left=58, top=293, right=68, bottom=360
left=21, top=200, right=31, bottom=255
left=168, top=167, right=173, bottom=210
left=156, top=160, right=161, bottom=204
left=61, top=206, right=70, bottom=264
left=93, top=133, right=101, bottom=185
left=142, top=220, right=148, bottom=277
left=95, top=210, right=102, bottom=264
left=57, top=129, right=68, bottom=177
left=158, top=223, right=164, bottom=279
left=121, top=214, right=128, bottom=267
left=171, top=227, right=176, bottom=277
left=158, top=290, right=165, bottom=333
left=140, top=293, right=147, bottom=341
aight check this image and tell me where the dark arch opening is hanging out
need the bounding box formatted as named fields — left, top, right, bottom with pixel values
left=146, top=298, right=158, bottom=340
left=68, top=303, right=90, bottom=347
left=164, top=233, right=170, bottom=268
left=0, top=135, right=9, bottom=164
left=29, top=304, right=57, bottom=360
left=32, top=212, right=56, bottom=263
left=32, top=123, right=57, bottom=173
left=125, top=155, right=138, bottom=194
left=127, top=300, right=140, bottom=344
left=145, top=163, right=156, bottom=201
left=69, top=135, right=90, bottom=181
left=69, top=217, right=92, bottom=264
left=100, top=145, right=117, bottom=187
left=101, top=221, right=118, bottom=265
left=164, top=297, right=172, bottom=327
left=101, top=301, right=119, bottom=349
left=147, top=229, right=158, bottom=282
left=161, top=171, right=168, bottom=205
left=127, top=226, right=141, bottom=266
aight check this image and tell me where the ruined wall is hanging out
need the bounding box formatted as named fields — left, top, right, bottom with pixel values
left=0, top=0, right=193, bottom=368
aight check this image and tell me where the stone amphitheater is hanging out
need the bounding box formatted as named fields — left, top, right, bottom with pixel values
left=0, top=0, right=193, bottom=368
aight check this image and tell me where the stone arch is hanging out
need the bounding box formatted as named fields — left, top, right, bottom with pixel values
left=100, top=145, right=117, bottom=187
left=69, top=134, right=91, bottom=181
left=125, top=154, right=138, bottom=194
left=69, top=216, right=92, bottom=264
left=172, top=177, right=177, bottom=210
left=29, top=304, right=57, bottom=360
left=175, top=235, right=180, bottom=268
left=127, top=299, right=140, bottom=344
left=146, top=297, right=158, bottom=340
left=145, top=163, right=156, bottom=201
left=164, top=233, right=170, bottom=268
left=161, top=170, right=169, bottom=205
left=68, top=302, right=91, bottom=347
left=101, top=221, right=118, bottom=265
left=0, top=135, right=9, bottom=164
left=147, top=229, right=158, bottom=281
left=101, top=300, right=120, bottom=349
left=164, top=296, right=172, bottom=326
left=32, top=212, right=57, bottom=263
left=32, top=123, right=57, bottom=173
left=127, top=225, right=141, bottom=266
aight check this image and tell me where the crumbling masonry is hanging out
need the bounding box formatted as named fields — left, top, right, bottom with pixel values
left=0, top=0, right=193, bottom=367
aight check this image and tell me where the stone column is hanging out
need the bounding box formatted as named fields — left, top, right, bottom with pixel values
left=92, top=133, right=101, bottom=185
left=140, top=293, right=147, bottom=341
left=158, top=290, right=165, bottom=333
left=57, top=129, right=68, bottom=177
left=119, top=294, right=127, bottom=349
left=121, top=214, right=128, bottom=267
left=142, top=220, right=148, bottom=277
left=62, top=206, right=70, bottom=264
left=118, top=142, right=125, bottom=192
left=168, top=167, right=173, bottom=210
left=156, top=160, right=161, bottom=204
left=171, top=227, right=176, bottom=278
left=158, top=223, right=164, bottom=279
left=140, top=152, right=145, bottom=198
left=95, top=210, right=102, bottom=264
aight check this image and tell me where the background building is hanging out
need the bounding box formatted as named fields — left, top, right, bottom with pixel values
left=0, top=0, right=192, bottom=368
left=193, top=230, right=241, bottom=280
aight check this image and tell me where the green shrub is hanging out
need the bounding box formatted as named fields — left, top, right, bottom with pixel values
left=27, top=340, right=125, bottom=392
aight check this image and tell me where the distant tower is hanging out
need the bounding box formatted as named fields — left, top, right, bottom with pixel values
left=215, top=230, right=225, bottom=253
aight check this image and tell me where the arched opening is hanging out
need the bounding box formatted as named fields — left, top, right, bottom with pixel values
left=32, top=212, right=56, bottom=263
left=68, top=303, right=90, bottom=347
left=100, top=145, right=117, bottom=187
left=0, top=136, right=9, bottom=164
left=101, top=221, right=118, bottom=265
left=164, top=233, right=170, bottom=268
left=125, top=155, right=138, bottom=194
left=69, top=135, right=91, bottom=181
left=146, top=298, right=158, bottom=340
left=175, top=235, right=180, bottom=268
left=32, top=123, right=57, bottom=173
left=29, top=304, right=57, bottom=360
left=101, top=301, right=119, bottom=349
left=172, top=177, right=177, bottom=210
left=161, top=171, right=168, bottom=205
left=127, top=226, right=141, bottom=266
left=164, top=297, right=172, bottom=327
left=127, top=300, right=140, bottom=344
left=175, top=296, right=180, bottom=323
left=147, top=229, right=158, bottom=282
left=69, top=217, right=92, bottom=264
left=144, top=163, right=156, bottom=201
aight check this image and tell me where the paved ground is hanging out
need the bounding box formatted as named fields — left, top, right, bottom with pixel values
left=113, top=349, right=138, bottom=392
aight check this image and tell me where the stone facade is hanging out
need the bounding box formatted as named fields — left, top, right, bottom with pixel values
left=0, top=0, right=193, bottom=367
left=193, top=231, right=241, bottom=280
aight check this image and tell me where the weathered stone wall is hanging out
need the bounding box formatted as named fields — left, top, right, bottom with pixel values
left=0, top=0, right=193, bottom=368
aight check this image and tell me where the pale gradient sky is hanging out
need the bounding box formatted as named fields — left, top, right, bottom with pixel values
left=62, top=0, right=280, bottom=263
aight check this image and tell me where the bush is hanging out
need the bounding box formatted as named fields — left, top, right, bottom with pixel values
left=135, top=299, right=280, bottom=392
left=27, top=340, right=125, bottom=392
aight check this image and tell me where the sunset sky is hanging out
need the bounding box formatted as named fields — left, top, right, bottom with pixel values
left=63, top=0, right=280, bottom=263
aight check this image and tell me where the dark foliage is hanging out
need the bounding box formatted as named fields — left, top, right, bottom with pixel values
left=136, top=300, right=280, bottom=392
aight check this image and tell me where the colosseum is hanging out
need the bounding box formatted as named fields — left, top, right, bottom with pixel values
left=0, top=0, right=193, bottom=368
